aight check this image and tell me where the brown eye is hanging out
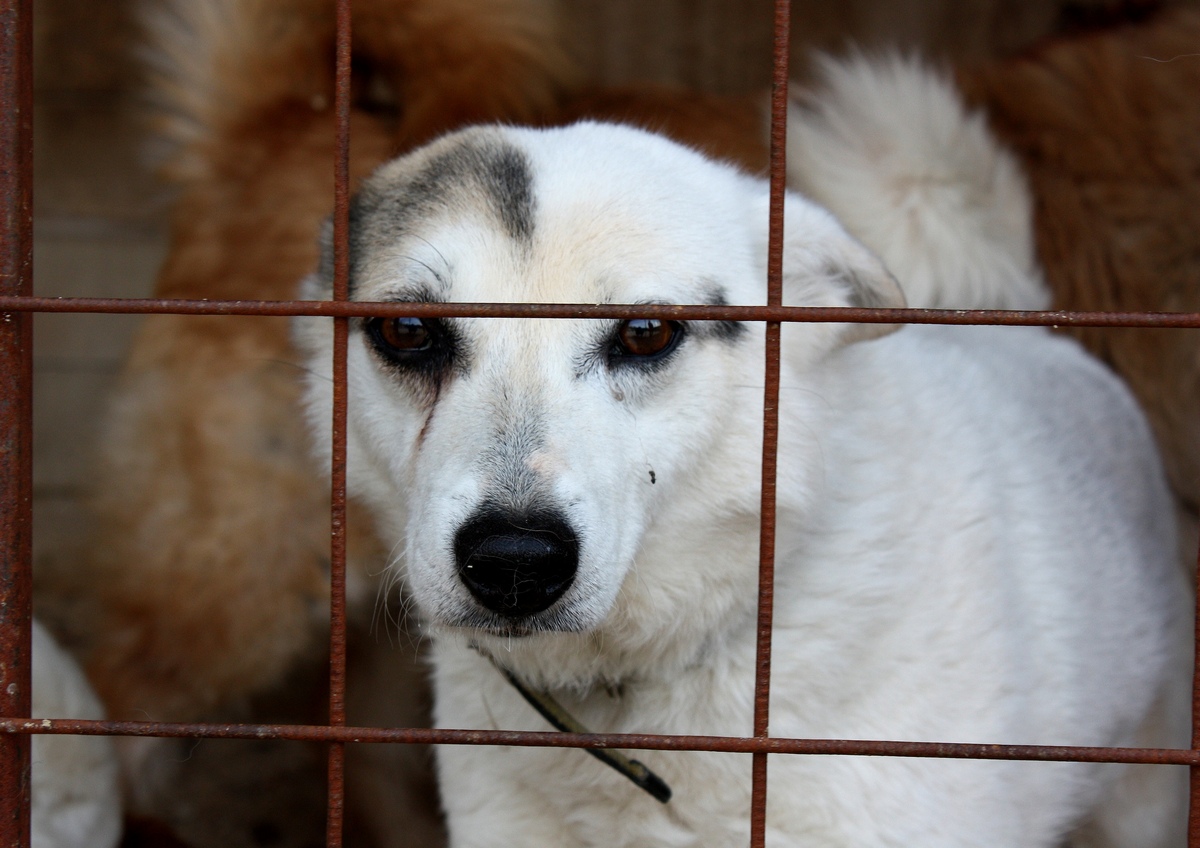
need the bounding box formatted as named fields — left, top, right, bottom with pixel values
left=372, top=316, right=432, bottom=353
left=366, top=315, right=458, bottom=375
left=613, top=318, right=682, bottom=359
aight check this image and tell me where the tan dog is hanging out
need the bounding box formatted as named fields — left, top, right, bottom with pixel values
left=86, top=0, right=571, bottom=728
left=79, top=3, right=578, bottom=837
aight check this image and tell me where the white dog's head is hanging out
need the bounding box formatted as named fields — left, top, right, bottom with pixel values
left=296, top=122, right=902, bottom=678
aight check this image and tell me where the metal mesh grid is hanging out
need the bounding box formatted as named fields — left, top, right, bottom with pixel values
left=2, top=0, right=1200, bottom=845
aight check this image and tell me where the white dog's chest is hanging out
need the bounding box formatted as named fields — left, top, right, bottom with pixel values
left=428, top=603, right=1109, bottom=848
left=432, top=641, right=758, bottom=847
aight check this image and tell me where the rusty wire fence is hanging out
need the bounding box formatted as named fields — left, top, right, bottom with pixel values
left=3, top=0, right=1200, bottom=845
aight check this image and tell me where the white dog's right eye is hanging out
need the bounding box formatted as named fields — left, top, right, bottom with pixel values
left=363, top=316, right=459, bottom=379
left=372, top=316, right=433, bottom=353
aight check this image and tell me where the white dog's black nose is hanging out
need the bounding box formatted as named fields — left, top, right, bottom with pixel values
left=454, top=511, right=579, bottom=617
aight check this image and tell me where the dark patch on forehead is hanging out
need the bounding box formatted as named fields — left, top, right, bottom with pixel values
left=479, top=144, right=535, bottom=242
left=405, top=141, right=535, bottom=242
left=343, top=137, right=535, bottom=297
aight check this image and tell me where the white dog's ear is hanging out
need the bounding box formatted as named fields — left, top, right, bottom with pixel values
left=768, top=192, right=906, bottom=362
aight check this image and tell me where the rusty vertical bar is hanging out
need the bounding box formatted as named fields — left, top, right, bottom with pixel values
left=749, top=1, right=790, bottom=846
left=0, top=0, right=32, bottom=845
left=326, top=0, right=352, bottom=844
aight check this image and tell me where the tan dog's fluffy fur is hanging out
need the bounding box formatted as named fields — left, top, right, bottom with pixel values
left=87, top=0, right=574, bottom=726
left=76, top=0, right=1198, bottom=826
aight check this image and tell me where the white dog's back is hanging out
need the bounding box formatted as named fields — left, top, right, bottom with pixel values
left=766, top=323, right=1187, bottom=844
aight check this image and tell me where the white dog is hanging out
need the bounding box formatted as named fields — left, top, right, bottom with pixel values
left=297, top=58, right=1189, bottom=848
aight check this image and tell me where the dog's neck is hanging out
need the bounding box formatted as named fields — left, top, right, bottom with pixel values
left=475, top=645, right=673, bottom=804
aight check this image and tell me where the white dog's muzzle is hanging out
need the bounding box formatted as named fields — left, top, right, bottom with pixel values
left=453, top=506, right=580, bottom=618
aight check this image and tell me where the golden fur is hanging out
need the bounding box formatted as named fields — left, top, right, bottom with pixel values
left=87, top=0, right=574, bottom=726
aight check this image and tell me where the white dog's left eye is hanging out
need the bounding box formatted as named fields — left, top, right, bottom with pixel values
left=611, top=318, right=683, bottom=360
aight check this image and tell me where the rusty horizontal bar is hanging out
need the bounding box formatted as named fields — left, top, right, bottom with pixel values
left=2, top=296, right=1200, bottom=328
left=0, top=717, right=1194, bottom=766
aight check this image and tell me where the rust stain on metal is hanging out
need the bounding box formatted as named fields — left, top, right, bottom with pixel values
left=0, top=296, right=1198, bottom=329
left=751, top=1, right=792, bottom=845
left=0, top=0, right=33, bottom=845
left=324, top=0, right=353, bottom=845
left=1, top=717, right=1198, bottom=766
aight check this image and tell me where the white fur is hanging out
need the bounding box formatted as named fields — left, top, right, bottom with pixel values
left=296, top=88, right=1187, bottom=846
left=786, top=54, right=1050, bottom=311
left=31, top=620, right=122, bottom=848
